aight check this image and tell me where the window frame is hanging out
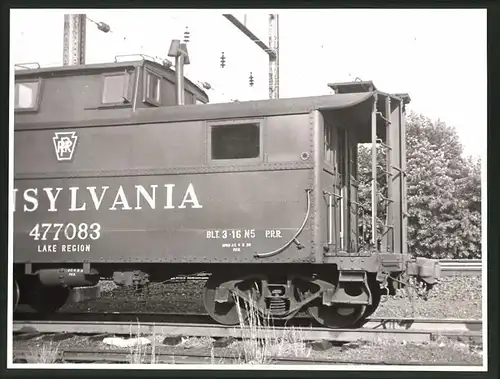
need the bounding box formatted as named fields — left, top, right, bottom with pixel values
left=142, top=67, right=162, bottom=107
left=14, top=78, right=43, bottom=113
left=207, top=118, right=265, bottom=165
left=100, top=70, right=133, bottom=107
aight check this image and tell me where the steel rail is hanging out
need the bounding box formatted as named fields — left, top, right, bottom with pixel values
left=439, top=259, right=482, bottom=276
left=13, top=312, right=483, bottom=333
left=13, top=319, right=482, bottom=343
left=12, top=347, right=482, bottom=366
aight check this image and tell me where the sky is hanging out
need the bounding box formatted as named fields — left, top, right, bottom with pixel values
left=10, top=9, right=487, bottom=158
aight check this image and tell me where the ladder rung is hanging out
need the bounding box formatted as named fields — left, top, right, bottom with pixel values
left=376, top=112, right=392, bottom=125
left=322, top=191, right=342, bottom=200
left=381, top=225, right=394, bottom=237
left=378, top=194, right=394, bottom=203
left=376, top=138, right=393, bottom=150
left=377, top=165, right=393, bottom=176
left=391, top=165, right=407, bottom=175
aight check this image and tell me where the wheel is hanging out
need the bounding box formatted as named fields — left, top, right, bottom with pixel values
left=296, top=277, right=367, bottom=329
left=204, top=275, right=246, bottom=325
left=307, top=302, right=367, bottom=329
left=204, top=274, right=261, bottom=326
left=13, top=279, right=20, bottom=311
left=28, top=286, right=70, bottom=314
left=353, top=276, right=382, bottom=327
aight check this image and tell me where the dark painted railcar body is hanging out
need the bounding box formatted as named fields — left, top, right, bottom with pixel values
left=13, top=59, right=441, bottom=328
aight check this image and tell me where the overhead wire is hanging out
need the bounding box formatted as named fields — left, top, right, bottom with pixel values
left=86, top=14, right=218, bottom=95
left=76, top=14, right=263, bottom=100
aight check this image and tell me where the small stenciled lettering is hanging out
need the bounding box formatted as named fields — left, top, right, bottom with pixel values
left=221, top=241, right=253, bottom=252
left=206, top=229, right=256, bottom=239
left=265, top=229, right=282, bottom=238
left=210, top=229, right=284, bottom=252
left=37, top=244, right=58, bottom=253
left=206, top=230, right=220, bottom=239
left=37, top=244, right=91, bottom=253
left=61, top=244, right=91, bottom=252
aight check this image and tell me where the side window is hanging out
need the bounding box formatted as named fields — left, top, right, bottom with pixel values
left=144, top=70, right=161, bottom=106
left=15, top=80, right=41, bottom=111
left=102, top=72, right=131, bottom=105
left=210, top=122, right=261, bottom=161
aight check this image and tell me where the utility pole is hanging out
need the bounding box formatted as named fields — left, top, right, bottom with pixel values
left=268, top=14, right=279, bottom=99
left=223, top=14, right=280, bottom=99
left=63, top=14, right=87, bottom=66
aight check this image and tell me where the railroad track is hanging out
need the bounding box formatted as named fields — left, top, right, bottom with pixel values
left=13, top=311, right=483, bottom=332
left=13, top=317, right=482, bottom=343
left=12, top=347, right=483, bottom=366
left=439, top=259, right=482, bottom=276
left=11, top=316, right=483, bottom=366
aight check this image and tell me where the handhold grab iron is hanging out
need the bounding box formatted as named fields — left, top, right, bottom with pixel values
left=254, top=189, right=312, bottom=259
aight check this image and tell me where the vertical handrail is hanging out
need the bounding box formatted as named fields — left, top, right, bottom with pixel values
left=371, top=95, right=378, bottom=246
left=327, top=194, right=333, bottom=245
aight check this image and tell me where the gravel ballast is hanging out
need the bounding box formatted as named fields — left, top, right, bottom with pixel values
left=62, top=275, right=482, bottom=320
left=373, top=276, right=482, bottom=319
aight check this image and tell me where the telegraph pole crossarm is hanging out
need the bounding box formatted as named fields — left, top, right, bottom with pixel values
left=223, top=13, right=279, bottom=99
left=222, top=14, right=276, bottom=59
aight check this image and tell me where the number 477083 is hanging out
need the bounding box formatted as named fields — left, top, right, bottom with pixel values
left=28, top=222, right=101, bottom=241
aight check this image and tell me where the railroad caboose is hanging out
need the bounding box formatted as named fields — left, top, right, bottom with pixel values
left=13, top=56, right=440, bottom=329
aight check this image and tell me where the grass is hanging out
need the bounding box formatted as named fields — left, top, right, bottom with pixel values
left=27, top=288, right=312, bottom=365
left=120, top=286, right=312, bottom=365
left=27, top=341, right=61, bottom=363
left=231, top=288, right=312, bottom=365
left=23, top=311, right=482, bottom=366
left=127, top=321, right=159, bottom=364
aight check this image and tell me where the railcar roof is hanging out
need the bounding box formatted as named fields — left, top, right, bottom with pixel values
left=14, top=59, right=208, bottom=99
left=15, top=60, right=141, bottom=75
left=14, top=89, right=408, bottom=130
left=129, top=89, right=409, bottom=125
left=132, top=91, right=378, bottom=124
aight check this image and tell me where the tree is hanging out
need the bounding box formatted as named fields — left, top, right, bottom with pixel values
left=357, top=112, right=481, bottom=259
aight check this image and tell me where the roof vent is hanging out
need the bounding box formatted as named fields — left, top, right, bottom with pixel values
left=328, top=80, right=377, bottom=94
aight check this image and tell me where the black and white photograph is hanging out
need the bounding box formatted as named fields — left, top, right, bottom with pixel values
left=8, top=8, right=487, bottom=371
